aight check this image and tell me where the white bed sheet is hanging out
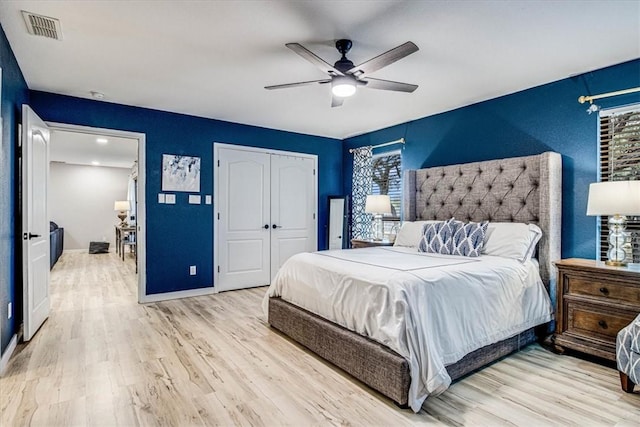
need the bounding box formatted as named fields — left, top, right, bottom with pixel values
left=263, top=246, right=553, bottom=412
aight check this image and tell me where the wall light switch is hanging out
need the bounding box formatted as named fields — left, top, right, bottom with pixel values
left=205, top=195, right=212, bottom=205
left=189, top=265, right=196, bottom=275
left=189, top=195, right=201, bottom=204
left=165, top=194, right=176, bottom=204
left=158, top=193, right=166, bottom=204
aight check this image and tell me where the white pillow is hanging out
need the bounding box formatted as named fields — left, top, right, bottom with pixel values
left=482, top=222, right=543, bottom=263
left=394, top=220, right=439, bottom=248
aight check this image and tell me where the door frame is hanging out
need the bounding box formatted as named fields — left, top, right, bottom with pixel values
left=46, top=122, right=147, bottom=302
left=213, top=143, right=318, bottom=292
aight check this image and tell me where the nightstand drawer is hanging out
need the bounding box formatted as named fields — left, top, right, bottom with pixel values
left=565, top=275, right=640, bottom=305
left=566, top=301, right=637, bottom=342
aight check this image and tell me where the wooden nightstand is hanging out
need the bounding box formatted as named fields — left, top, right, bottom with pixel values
left=350, top=239, right=394, bottom=249
left=553, top=258, right=640, bottom=361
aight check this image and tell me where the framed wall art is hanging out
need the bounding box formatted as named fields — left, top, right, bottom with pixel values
left=161, top=154, right=201, bottom=192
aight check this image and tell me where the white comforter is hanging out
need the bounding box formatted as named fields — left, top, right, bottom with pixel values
left=263, top=247, right=553, bottom=412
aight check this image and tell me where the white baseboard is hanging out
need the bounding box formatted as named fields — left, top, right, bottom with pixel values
left=0, top=334, right=18, bottom=376
left=139, top=286, right=215, bottom=303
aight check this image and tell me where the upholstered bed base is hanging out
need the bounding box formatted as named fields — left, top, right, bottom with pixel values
left=269, top=297, right=537, bottom=407
left=267, top=152, right=560, bottom=407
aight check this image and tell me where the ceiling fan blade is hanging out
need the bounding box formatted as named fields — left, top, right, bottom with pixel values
left=331, top=95, right=344, bottom=108
left=286, top=43, right=344, bottom=76
left=348, top=42, right=418, bottom=76
left=361, top=77, right=418, bottom=93
left=265, top=79, right=331, bottom=90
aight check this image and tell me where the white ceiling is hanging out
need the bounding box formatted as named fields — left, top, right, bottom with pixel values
left=50, top=130, right=137, bottom=169
left=1, top=1, right=638, bottom=140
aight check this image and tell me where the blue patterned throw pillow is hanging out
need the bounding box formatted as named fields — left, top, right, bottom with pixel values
left=451, top=220, right=489, bottom=257
left=418, top=219, right=459, bottom=254
left=418, top=221, right=444, bottom=253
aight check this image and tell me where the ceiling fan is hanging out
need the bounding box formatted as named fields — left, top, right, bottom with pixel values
left=265, top=39, right=419, bottom=107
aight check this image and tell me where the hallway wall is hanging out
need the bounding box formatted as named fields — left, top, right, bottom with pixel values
left=49, top=162, right=131, bottom=250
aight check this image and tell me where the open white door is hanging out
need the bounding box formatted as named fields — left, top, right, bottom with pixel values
left=22, top=105, right=50, bottom=341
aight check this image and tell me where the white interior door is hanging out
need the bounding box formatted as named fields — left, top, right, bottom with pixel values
left=270, top=155, right=316, bottom=278
left=329, top=198, right=345, bottom=249
left=217, top=148, right=271, bottom=291
left=22, top=105, right=50, bottom=341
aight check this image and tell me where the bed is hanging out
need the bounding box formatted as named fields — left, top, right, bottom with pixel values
left=265, top=152, right=562, bottom=411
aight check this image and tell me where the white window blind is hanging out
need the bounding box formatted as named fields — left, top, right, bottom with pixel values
left=371, top=151, right=402, bottom=233
left=599, top=105, right=640, bottom=263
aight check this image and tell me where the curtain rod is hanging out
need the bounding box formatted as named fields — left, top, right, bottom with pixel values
left=348, top=137, right=405, bottom=153
left=578, top=87, right=640, bottom=104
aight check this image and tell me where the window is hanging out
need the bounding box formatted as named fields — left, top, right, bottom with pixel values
left=371, top=151, right=402, bottom=233
left=599, top=105, right=640, bottom=263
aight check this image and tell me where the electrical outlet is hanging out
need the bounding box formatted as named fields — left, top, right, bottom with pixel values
left=189, top=265, right=196, bottom=276
left=7, top=302, right=12, bottom=319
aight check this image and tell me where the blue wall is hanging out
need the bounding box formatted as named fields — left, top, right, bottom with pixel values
left=0, top=25, right=29, bottom=354
left=344, top=59, right=640, bottom=259
left=29, top=92, right=342, bottom=295
left=2, top=13, right=638, bottom=357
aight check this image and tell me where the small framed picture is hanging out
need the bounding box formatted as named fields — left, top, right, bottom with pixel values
left=162, top=154, right=201, bottom=192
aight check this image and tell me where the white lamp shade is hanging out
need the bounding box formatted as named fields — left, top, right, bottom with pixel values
left=114, top=200, right=131, bottom=211
left=587, top=181, right=640, bottom=216
left=365, top=195, right=392, bottom=214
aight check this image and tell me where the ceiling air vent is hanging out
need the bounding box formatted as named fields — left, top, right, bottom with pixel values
left=21, top=11, right=63, bottom=40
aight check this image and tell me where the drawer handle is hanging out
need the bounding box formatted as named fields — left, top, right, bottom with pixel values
left=599, top=287, right=609, bottom=295
left=598, top=320, right=608, bottom=329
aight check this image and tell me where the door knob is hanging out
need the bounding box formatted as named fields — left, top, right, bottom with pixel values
left=24, top=232, right=41, bottom=240
left=263, top=224, right=269, bottom=229
left=272, top=224, right=282, bottom=229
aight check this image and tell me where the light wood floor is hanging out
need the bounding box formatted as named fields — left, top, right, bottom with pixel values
left=1, top=252, right=638, bottom=426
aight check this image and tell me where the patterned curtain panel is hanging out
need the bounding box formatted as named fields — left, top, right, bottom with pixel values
left=351, top=146, right=373, bottom=239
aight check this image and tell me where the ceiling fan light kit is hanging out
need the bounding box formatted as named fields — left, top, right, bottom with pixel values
left=266, top=39, right=419, bottom=107
left=332, top=76, right=356, bottom=97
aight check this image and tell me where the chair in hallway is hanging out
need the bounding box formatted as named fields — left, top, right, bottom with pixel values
left=121, top=232, right=137, bottom=274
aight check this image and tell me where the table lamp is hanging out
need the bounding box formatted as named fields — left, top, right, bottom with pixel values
left=587, top=180, right=640, bottom=266
left=365, top=195, right=392, bottom=241
left=114, top=200, right=131, bottom=227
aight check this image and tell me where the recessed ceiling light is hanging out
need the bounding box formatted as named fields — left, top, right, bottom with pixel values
left=96, top=137, right=108, bottom=144
left=91, top=161, right=100, bottom=166
left=90, top=91, right=104, bottom=100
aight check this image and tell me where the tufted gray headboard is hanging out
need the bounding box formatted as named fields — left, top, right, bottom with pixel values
left=403, top=152, right=562, bottom=290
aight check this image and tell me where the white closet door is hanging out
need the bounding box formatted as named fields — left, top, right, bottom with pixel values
left=270, top=155, right=316, bottom=279
left=217, top=148, right=271, bottom=291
